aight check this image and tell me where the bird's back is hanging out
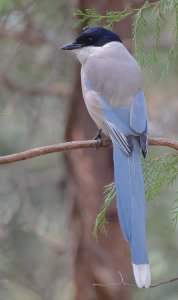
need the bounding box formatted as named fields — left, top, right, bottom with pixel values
left=82, top=42, right=143, bottom=109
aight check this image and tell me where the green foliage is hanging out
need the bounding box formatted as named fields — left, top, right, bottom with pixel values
left=93, top=153, right=178, bottom=238
left=75, top=0, right=178, bottom=74
left=132, top=4, right=148, bottom=67
left=170, top=195, right=178, bottom=231
left=74, top=6, right=133, bottom=30
left=143, top=154, right=178, bottom=202
left=93, top=182, right=115, bottom=240
left=74, top=8, right=105, bottom=29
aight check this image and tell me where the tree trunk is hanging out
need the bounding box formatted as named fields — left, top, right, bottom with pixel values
left=65, top=1, right=133, bottom=299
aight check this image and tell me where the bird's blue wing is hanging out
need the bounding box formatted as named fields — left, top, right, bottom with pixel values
left=130, top=90, right=148, bottom=156
left=99, top=98, right=134, bottom=156
left=130, top=90, right=147, bottom=134
left=104, top=121, right=132, bottom=156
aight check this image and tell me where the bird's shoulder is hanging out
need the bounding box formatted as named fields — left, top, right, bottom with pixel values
left=83, top=42, right=142, bottom=85
left=81, top=42, right=143, bottom=106
left=87, top=42, right=140, bottom=68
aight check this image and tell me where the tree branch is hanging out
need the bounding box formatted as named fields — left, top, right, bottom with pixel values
left=148, top=137, right=178, bottom=150
left=93, top=270, right=178, bottom=289
left=0, top=137, right=178, bottom=164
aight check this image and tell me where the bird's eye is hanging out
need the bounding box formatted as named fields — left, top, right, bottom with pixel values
left=88, top=37, right=94, bottom=42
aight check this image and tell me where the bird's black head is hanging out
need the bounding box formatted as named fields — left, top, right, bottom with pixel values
left=61, top=27, right=122, bottom=50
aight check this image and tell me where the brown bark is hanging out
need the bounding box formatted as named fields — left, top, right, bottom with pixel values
left=65, top=1, right=132, bottom=299
left=0, top=137, right=176, bottom=164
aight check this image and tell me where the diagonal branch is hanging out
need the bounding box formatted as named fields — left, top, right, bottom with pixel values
left=0, top=137, right=178, bottom=164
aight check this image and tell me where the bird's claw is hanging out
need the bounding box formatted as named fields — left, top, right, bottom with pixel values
left=93, top=129, right=102, bottom=151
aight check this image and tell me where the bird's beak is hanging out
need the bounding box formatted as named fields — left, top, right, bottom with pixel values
left=61, top=42, right=83, bottom=50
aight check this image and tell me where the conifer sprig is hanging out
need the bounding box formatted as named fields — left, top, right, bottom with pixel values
left=74, top=1, right=178, bottom=72
left=93, top=153, right=178, bottom=238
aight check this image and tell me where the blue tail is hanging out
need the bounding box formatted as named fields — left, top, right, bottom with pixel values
left=99, top=93, right=150, bottom=287
left=113, top=137, right=148, bottom=263
left=113, top=137, right=151, bottom=288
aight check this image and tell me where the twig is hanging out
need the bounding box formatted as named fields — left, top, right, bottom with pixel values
left=0, top=137, right=178, bottom=164
left=93, top=270, right=136, bottom=287
left=93, top=270, right=178, bottom=289
left=150, top=277, right=178, bottom=288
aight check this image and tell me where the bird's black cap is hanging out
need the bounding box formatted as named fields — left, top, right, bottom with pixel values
left=61, top=26, right=122, bottom=50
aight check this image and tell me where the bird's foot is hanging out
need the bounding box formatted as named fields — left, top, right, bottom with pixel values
left=93, top=129, right=102, bottom=151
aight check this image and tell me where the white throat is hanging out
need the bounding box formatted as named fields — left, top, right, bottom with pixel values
left=72, top=42, right=122, bottom=64
left=72, top=46, right=102, bottom=64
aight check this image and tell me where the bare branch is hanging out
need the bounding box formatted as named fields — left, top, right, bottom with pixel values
left=149, top=137, right=178, bottom=150
left=0, top=75, right=71, bottom=97
left=93, top=270, right=178, bottom=289
left=0, top=140, right=110, bottom=164
left=0, top=137, right=178, bottom=164
left=150, top=277, right=178, bottom=288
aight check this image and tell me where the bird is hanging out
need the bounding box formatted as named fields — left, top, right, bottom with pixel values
left=61, top=26, right=151, bottom=288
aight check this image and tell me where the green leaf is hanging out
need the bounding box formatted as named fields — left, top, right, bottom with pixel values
left=170, top=196, right=178, bottom=231
left=93, top=153, right=178, bottom=238
left=93, top=182, right=115, bottom=240
left=74, top=1, right=178, bottom=78
left=74, top=8, right=104, bottom=29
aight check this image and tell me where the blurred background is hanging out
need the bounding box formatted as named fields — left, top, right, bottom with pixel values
left=0, top=1, right=177, bottom=300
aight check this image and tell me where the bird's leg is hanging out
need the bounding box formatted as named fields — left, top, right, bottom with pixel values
left=93, top=129, right=102, bottom=151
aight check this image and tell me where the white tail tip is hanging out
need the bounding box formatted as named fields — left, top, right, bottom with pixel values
left=132, top=264, right=151, bottom=288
